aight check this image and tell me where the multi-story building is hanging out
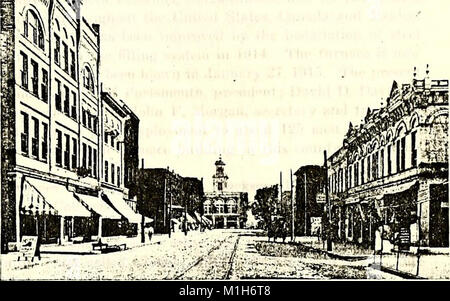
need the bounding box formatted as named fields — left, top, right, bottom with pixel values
left=204, top=156, right=249, bottom=229
left=99, top=89, right=141, bottom=237
left=0, top=0, right=140, bottom=253
left=294, top=165, right=326, bottom=236
left=326, top=67, right=449, bottom=249
left=137, top=168, right=184, bottom=233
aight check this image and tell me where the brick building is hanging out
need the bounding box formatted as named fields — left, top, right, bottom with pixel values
left=204, top=156, right=249, bottom=229
left=0, top=0, right=140, bottom=253
left=326, top=68, right=449, bottom=249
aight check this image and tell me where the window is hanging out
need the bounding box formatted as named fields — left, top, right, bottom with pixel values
left=82, top=143, right=87, bottom=169
left=110, top=135, right=115, bottom=148
left=117, top=167, right=120, bottom=187
left=401, top=137, right=406, bottom=171
left=71, top=92, right=77, bottom=119
left=396, top=138, right=406, bottom=172
left=25, top=10, right=44, bottom=50
left=347, top=166, right=352, bottom=189
left=104, top=131, right=108, bottom=144
left=105, top=161, right=109, bottom=182
left=31, top=60, right=38, bottom=96
left=387, top=145, right=392, bottom=175
left=88, top=146, right=92, bottom=176
left=55, top=79, right=61, bottom=111
left=116, top=140, right=120, bottom=151
left=380, top=149, right=384, bottom=177
left=361, top=159, right=365, bottom=184
left=64, top=134, right=70, bottom=169
left=93, top=149, right=97, bottom=178
left=55, top=130, right=62, bottom=166
left=41, top=69, right=48, bottom=102
left=93, top=117, right=98, bottom=134
left=111, top=163, right=115, bottom=185
left=83, top=67, right=95, bottom=93
left=20, top=52, right=28, bottom=89
left=87, top=114, right=92, bottom=129
left=70, top=49, right=76, bottom=79
left=21, top=112, right=29, bottom=155
left=354, top=162, right=359, bottom=187
left=41, top=122, right=48, bottom=161
left=54, top=34, right=60, bottom=65
left=82, top=109, right=87, bottom=126
left=63, top=86, right=70, bottom=115
left=411, top=131, right=417, bottom=167
left=372, top=152, right=378, bottom=180
left=366, top=156, right=371, bottom=182
left=218, top=182, right=223, bottom=191
left=62, top=42, right=68, bottom=72
left=72, top=138, right=77, bottom=170
left=31, top=117, right=39, bottom=158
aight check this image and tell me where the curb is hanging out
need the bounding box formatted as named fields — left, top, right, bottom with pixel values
left=368, top=263, right=426, bottom=279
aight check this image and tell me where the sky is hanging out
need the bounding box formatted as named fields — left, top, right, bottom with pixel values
left=82, top=0, right=450, bottom=199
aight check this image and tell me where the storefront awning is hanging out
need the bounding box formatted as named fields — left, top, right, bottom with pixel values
left=182, top=213, right=197, bottom=224
left=75, top=193, right=121, bottom=220
left=381, top=181, right=419, bottom=197
left=102, top=191, right=141, bottom=223
left=25, top=178, right=91, bottom=217
left=202, top=216, right=213, bottom=225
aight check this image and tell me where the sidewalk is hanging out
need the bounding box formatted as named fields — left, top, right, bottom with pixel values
left=0, top=230, right=207, bottom=276
left=293, top=236, right=450, bottom=279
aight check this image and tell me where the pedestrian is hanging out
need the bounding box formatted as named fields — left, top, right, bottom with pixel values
left=148, top=225, right=154, bottom=241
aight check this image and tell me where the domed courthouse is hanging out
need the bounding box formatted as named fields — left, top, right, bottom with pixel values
left=204, top=156, right=248, bottom=229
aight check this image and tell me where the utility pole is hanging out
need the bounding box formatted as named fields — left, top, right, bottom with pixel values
left=290, top=169, right=295, bottom=242
left=279, top=172, right=283, bottom=216
left=184, top=190, right=188, bottom=236
left=304, top=172, right=307, bottom=236
left=324, top=150, right=332, bottom=251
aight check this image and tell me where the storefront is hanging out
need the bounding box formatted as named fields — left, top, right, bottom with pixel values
left=21, top=177, right=92, bottom=244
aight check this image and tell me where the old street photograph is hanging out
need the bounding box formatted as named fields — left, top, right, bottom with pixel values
left=0, top=0, right=449, bottom=281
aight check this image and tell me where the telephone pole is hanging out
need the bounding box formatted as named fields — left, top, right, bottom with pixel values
left=290, top=169, right=295, bottom=242
left=324, top=150, right=332, bottom=251
left=279, top=172, right=283, bottom=216
left=304, top=172, right=307, bottom=236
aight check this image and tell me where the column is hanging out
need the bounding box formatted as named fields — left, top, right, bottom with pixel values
left=212, top=215, right=216, bottom=228
left=98, top=217, right=103, bottom=238
left=59, top=216, right=64, bottom=245
left=224, top=216, right=227, bottom=229
left=15, top=175, right=22, bottom=246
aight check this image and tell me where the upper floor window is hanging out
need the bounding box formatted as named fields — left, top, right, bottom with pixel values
left=83, top=67, right=95, bottom=94
left=24, top=10, right=44, bottom=50
left=411, top=131, right=417, bottom=167
left=54, top=34, right=60, bottom=65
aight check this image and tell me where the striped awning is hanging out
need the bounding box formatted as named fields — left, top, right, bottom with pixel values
left=75, top=193, right=121, bottom=220
left=24, top=178, right=91, bottom=217
left=102, top=191, right=141, bottom=223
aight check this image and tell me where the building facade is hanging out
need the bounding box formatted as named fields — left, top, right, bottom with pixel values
left=294, top=165, right=326, bottom=236
left=204, top=156, right=248, bottom=229
left=0, top=0, right=140, bottom=253
left=326, top=68, right=449, bottom=249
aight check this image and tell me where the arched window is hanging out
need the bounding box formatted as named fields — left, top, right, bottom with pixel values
left=204, top=200, right=211, bottom=214
left=226, top=199, right=237, bottom=214
left=24, top=10, right=44, bottom=50
left=214, top=199, right=224, bottom=214
left=83, top=66, right=95, bottom=94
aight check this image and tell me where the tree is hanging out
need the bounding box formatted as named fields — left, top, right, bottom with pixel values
left=252, top=185, right=279, bottom=230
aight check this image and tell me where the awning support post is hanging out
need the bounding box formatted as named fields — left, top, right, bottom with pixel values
left=59, top=216, right=64, bottom=245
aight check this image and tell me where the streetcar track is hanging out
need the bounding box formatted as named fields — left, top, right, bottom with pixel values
left=171, top=235, right=233, bottom=280
left=224, top=235, right=240, bottom=280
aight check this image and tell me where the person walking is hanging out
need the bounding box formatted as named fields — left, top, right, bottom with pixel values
left=148, top=225, right=154, bottom=241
